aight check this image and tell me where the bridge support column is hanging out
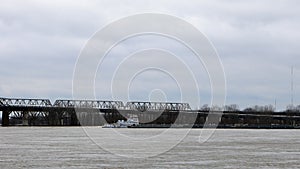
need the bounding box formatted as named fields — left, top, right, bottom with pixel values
left=48, top=111, right=59, bottom=126
left=2, top=110, right=10, bottom=126
left=22, top=111, right=29, bottom=126
left=70, top=112, right=79, bottom=126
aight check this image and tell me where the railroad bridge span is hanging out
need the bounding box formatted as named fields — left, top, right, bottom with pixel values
left=0, top=97, right=191, bottom=126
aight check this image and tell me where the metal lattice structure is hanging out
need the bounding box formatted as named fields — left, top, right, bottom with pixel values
left=0, top=97, right=52, bottom=107
left=0, top=97, right=191, bottom=110
left=126, top=101, right=191, bottom=111
left=53, top=100, right=124, bottom=109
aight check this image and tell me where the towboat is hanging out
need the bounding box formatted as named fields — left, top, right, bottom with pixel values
left=103, top=115, right=139, bottom=128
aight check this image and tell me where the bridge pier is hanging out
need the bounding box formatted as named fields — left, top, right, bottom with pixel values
left=22, top=111, right=29, bottom=126
left=48, top=111, right=60, bottom=126
left=70, top=112, right=79, bottom=125
left=2, top=110, right=10, bottom=126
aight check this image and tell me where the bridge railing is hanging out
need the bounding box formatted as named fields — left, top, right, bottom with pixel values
left=126, top=101, right=191, bottom=111
left=0, top=97, right=52, bottom=107
left=53, top=100, right=124, bottom=109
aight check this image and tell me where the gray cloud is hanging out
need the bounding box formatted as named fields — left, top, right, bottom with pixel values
left=0, top=0, right=299, bottom=110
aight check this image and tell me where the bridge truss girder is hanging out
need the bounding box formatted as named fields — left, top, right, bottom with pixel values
left=126, top=101, right=191, bottom=111
left=0, top=98, right=52, bottom=107
left=53, top=100, right=124, bottom=109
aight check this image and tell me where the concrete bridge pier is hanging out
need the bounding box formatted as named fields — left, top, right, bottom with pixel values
left=22, top=111, right=29, bottom=126
left=48, top=111, right=61, bottom=126
left=2, top=110, right=10, bottom=126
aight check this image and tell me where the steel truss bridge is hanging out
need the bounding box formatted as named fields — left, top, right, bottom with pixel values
left=1, top=97, right=300, bottom=128
left=0, top=97, right=192, bottom=126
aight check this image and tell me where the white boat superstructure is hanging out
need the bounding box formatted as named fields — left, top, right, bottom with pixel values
left=103, top=114, right=139, bottom=128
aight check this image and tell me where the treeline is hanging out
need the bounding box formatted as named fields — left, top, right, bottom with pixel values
left=199, top=104, right=300, bottom=112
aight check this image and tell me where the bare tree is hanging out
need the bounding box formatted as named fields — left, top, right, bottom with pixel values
left=286, top=104, right=296, bottom=112
left=243, top=105, right=275, bottom=112
left=210, top=105, right=222, bottom=111
left=200, top=104, right=210, bottom=111
left=225, top=104, right=239, bottom=111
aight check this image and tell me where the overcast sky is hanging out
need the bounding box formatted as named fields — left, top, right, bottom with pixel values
left=0, top=0, right=300, bottom=110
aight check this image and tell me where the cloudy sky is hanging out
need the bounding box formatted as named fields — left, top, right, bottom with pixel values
left=0, top=0, right=299, bottom=110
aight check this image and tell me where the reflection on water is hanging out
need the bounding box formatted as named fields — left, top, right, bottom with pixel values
left=0, top=127, right=299, bottom=168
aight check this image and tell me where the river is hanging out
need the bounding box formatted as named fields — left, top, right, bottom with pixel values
left=0, top=127, right=299, bottom=168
